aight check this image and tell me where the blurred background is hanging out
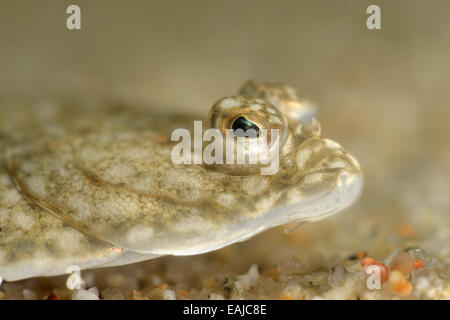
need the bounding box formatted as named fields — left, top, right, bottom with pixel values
left=1, top=0, right=449, bottom=298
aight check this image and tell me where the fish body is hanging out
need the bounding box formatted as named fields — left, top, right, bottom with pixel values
left=0, top=81, right=363, bottom=280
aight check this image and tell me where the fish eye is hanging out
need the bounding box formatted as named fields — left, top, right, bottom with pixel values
left=232, top=116, right=260, bottom=138
left=207, top=95, right=290, bottom=175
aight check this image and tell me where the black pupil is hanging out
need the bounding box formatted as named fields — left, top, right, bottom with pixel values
left=232, top=116, right=260, bottom=138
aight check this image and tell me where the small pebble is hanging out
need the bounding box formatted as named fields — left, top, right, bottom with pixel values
left=88, top=287, right=99, bottom=296
left=389, top=270, right=412, bottom=296
left=72, top=288, right=100, bottom=300
left=235, top=264, right=259, bottom=293
left=407, top=247, right=439, bottom=268
left=162, top=289, right=176, bottom=300
left=389, top=252, right=414, bottom=276
left=177, top=290, right=190, bottom=299
left=281, top=284, right=306, bottom=300
left=413, top=259, right=425, bottom=270
left=209, top=293, right=224, bottom=300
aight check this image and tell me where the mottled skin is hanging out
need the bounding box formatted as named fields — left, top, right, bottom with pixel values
left=0, top=81, right=363, bottom=281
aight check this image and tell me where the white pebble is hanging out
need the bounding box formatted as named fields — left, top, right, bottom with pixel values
left=235, top=264, right=259, bottom=293
left=88, top=287, right=99, bottom=296
left=209, top=293, right=224, bottom=300
left=162, top=289, right=176, bottom=300
left=72, top=289, right=99, bottom=300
